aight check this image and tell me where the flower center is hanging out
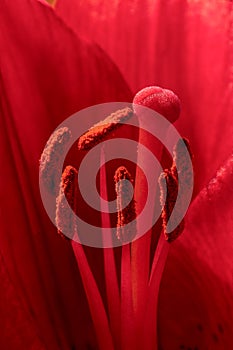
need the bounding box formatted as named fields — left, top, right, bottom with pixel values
left=41, top=86, right=193, bottom=350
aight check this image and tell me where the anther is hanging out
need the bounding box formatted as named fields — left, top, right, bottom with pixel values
left=159, top=169, right=184, bottom=242
left=55, top=165, right=78, bottom=239
left=114, top=166, right=136, bottom=243
left=39, top=127, right=71, bottom=194
left=78, top=107, right=134, bottom=150
left=159, top=138, right=193, bottom=242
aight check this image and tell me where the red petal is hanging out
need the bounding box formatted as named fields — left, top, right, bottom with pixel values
left=0, top=0, right=132, bottom=348
left=56, top=0, right=233, bottom=194
left=0, top=252, right=45, bottom=349
left=158, top=155, right=233, bottom=349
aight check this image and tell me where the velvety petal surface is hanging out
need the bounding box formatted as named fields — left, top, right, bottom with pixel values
left=158, top=154, right=233, bottom=349
left=56, top=0, right=233, bottom=195
left=0, top=251, right=45, bottom=349
left=0, top=0, right=132, bottom=348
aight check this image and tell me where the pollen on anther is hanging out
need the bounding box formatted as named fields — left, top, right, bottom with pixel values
left=159, top=138, right=193, bottom=242
left=159, top=169, right=184, bottom=242
left=78, top=107, right=134, bottom=150
left=114, top=166, right=136, bottom=243
left=55, top=165, right=78, bottom=240
left=39, top=127, right=71, bottom=194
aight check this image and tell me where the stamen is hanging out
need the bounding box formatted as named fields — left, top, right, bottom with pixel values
left=114, top=166, right=136, bottom=243
left=172, top=137, right=193, bottom=183
left=114, top=166, right=136, bottom=348
left=78, top=107, right=133, bottom=150
left=57, top=164, right=115, bottom=349
left=39, top=127, right=71, bottom=194
left=159, top=169, right=184, bottom=242
left=145, top=139, right=193, bottom=350
left=55, top=165, right=78, bottom=240
left=99, top=148, right=121, bottom=349
left=159, top=138, right=193, bottom=242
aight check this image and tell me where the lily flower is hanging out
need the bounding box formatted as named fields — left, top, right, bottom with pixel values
left=1, top=0, right=232, bottom=350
